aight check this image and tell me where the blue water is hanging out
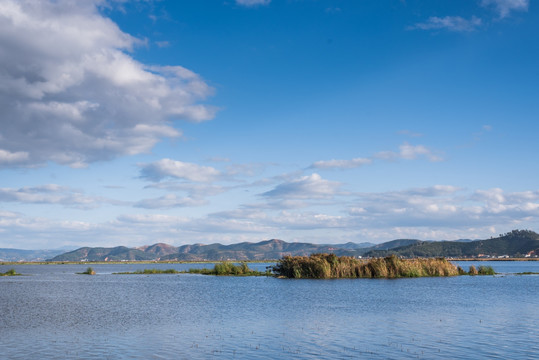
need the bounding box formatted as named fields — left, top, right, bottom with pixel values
left=1, top=261, right=538, bottom=359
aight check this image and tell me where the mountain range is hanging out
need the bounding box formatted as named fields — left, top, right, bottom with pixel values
left=2, top=229, right=538, bottom=262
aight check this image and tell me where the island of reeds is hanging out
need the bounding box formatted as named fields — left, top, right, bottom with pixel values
left=77, top=267, right=96, bottom=275
left=272, top=254, right=495, bottom=279
left=0, top=269, right=20, bottom=276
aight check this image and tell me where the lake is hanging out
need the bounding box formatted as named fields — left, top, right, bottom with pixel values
left=1, top=261, right=538, bottom=359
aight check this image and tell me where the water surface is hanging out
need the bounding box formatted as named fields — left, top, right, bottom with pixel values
left=1, top=261, right=538, bottom=359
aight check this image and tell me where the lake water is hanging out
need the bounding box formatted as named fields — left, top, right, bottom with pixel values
left=1, top=261, right=538, bottom=359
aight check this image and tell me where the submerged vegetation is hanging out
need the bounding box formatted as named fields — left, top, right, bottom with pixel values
left=0, top=269, right=20, bottom=276
left=114, top=268, right=180, bottom=275
left=272, top=254, right=497, bottom=279
left=187, top=262, right=271, bottom=276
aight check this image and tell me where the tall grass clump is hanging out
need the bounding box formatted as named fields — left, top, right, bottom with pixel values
left=273, top=254, right=459, bottom=279
left=78, top=267, right=96, bottom=275
left=0, top=269, right=19, bottom=276
left=187, top=262, right=270, bottom=276
left=477, top=265, right=495, bottom=275
left=468, top=265, right=478, bottom=275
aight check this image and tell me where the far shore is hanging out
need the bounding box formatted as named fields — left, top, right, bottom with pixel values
left=2, top=257, right=538, bottom=266
left=0, top=260, right=279, bottom=266
left=449, top=258, right=539, bottom=261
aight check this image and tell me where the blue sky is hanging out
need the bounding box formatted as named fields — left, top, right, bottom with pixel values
left=1, top=0, right=538, bottom=249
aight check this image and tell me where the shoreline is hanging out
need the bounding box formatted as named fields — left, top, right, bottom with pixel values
left=2, top=258, right=538, bottom=266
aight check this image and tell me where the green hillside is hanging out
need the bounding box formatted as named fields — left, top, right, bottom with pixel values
left=365, top=230, right=539, bottom=258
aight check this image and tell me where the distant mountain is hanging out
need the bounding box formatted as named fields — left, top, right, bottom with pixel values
left=327, top=242, right=376, bottom=250
left=369, top=239, right=422, bottom=251
left=45, top=230, right=539, bottom=261
left=364, top=230, right=539, bottom=258
left=49, top=246, right=155, bottom=262
left=48, top=239, right=378, bottom=262
left=136, top=243, right=179, bottom=258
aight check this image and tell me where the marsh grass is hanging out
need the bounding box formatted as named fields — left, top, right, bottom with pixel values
left=273, top=254, right=460, bottom=279
left=78, top=267, right=96, bottom=275
left=477, top=265, right=496, bottom=275
left=187, top=262, right=271, bottom=276
left=468, top=265, right=478, bottom=275
left=114, top=268, right=180, bottom=274
left=0, top=268, right=20, bottom=276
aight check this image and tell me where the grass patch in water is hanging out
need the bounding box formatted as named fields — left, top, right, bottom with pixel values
left=77, top=267, right=96, bottom=275
left=272, top=254, right=460, bottom=279
left=186, top=262, right=271, bottom=276
left=477, top=265, right=496, bottom=275
left=0, top=268, right=20, bottom=276
left=114, top=268, right=180, bottom=274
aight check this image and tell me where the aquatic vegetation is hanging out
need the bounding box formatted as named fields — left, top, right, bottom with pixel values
left=0, top=269, right=20, bottom=276
left=477, top=266, right=495, bottom=275
left=78, top=267, right=96, bottom=275
left=187, top=262, right=271, bottom=276
left=272, top=254, right=460, bottom=279
left=468, top=265, right=478, bottom=275
left=114, top=268, right=180, bottom=274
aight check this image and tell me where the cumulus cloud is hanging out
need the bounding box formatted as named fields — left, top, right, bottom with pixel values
left=0, top=184, right=118, bottom=209
left=481, top=0, right=529, bottom=18
left=139, top=159, right=221, bottom=182
left=0, top=0, right=215, bottom=168
left=262, top=173, right=341, bottom=199
left=3, top=184, right=539, bottom=247
left=347, top=186, right=539, bottom=230
left=411, top=16, right=482, bottom=32
left=236, top=0, right=271, bottom=7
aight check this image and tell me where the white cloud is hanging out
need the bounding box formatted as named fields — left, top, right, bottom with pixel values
left=262, top=173, right=341, bottom=199
left=375, top=142, right=443, bottom=162
left=481, top=0, right=529, bottom=18
left=146, top=182, right=225, bottom=197
left=135, top=194, right=207, bottom=209
left=236, top=0, right=271, bottom=7
left=2, top=184, right=539, bottom=248
left=0, top=149, right=29, bottom=165
left=348, top=186, right=539, bottom=230
left=311, top=158, right=372, bottom=170
left=270, top=211, right=347, bottom=230
left=139, top=159, right=221, bottom=182
left=411, top=16, right=482, bottom=32
left=0, top=0, right=215, bottom=168
left=0, top=184, right=118, bottom=209
left=311, top=143, right=442, bottom=171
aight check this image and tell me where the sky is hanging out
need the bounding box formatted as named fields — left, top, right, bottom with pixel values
left=1, top=0, right=538, bottom=249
